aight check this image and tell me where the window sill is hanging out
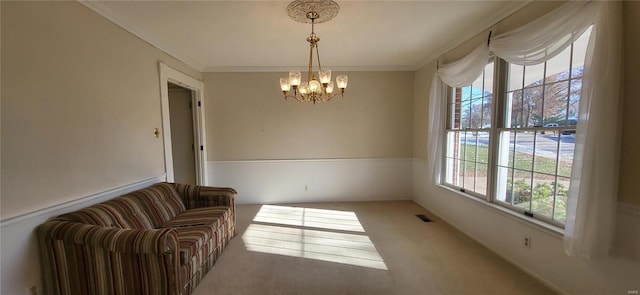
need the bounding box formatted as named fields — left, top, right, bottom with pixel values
left=436, top=184, right=565, bottom=238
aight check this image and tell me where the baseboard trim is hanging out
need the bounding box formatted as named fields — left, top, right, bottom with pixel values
left=0, top=174, right=166, bottom=227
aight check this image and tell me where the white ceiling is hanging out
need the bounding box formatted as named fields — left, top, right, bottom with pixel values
left=86, top=1, right=530, bottom=72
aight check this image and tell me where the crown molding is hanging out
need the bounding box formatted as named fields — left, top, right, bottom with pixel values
left=204, top=65, right=416, bottom=73
left=77, top=0, right=205, bottom=72
left=413, top=0, right=532, bottom=71
left=78, top=0, right=531, bottom=74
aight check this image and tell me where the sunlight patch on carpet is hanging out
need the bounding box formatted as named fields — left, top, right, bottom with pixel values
left=251, top=205, right=365, bottom=232
left=243, top=205, right=387, bottom=270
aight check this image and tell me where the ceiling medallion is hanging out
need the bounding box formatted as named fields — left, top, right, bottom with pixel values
left=279, top=0, right=348, bottom=104
left=287, top=0, right=340, bottom=24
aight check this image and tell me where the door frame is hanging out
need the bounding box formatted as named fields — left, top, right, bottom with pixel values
left=159, top=62, right=208, bottom=185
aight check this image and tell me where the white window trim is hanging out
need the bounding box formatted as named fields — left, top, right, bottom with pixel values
left=441, top=54, right=580, bottom=230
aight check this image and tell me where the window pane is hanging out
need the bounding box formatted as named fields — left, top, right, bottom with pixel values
left=475, top=132, right=489, bottom=163
left=482, top=61, right=495, bottom=128
left=568, top=78, right=582, bottom=122
left=532, top=173, right=555, bottom=218
left=482, top=93, right=492, bottom=128
left=445, top=131, right=466, bottom=188
left=444, top=61, right=493, bottom=197
left=476, top=163, right=488, bottom=195
left=471, top=79, right=484, bottom=96
left=445, top=157, right=454, bottom=184
left=514, top=131, right=533, bottom=171
left=571, top=27, right=592, bottom=78
left=543, top=81, right=569, bottom=126
left=507, top=91, right=523, bottom=128
left=460, top=90, right=471, bottom=129
left=513, top=170, right=532, bottom=210
left=523, top=86, right=544, bottom=127
left=458, top=159, right=467, bottom=189
left=465, top=133, right=477, bottom=162
left=484, top=61, right=495, bottom=94
left=445, top=131, right=460, bottom=186
left=463, top=162, right=474, bottom=190
left=508, top=64, right=524, bottom=91
left=497, top=131, right=515, bottom=168
left=545, top=46, right=571, bottom=83
left=446, top=132, right=454, bottom=158
left=449, top=102, right=456, bottom=129
left=558, top=134, right=574, bottom=177
left=524, top=63, right=545, bottom=88
left=534, top=133, right=559, bottom=175
left=452, top=160, right=463, bottom=188
left=554, top=177, right=571, bottom=222
left=497, top=166, right=513, bottom=203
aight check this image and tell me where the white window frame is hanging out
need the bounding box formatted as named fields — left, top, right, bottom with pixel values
left=442, top=57, right=497, bottom=201
left=441, top=38, right=586, bottom=229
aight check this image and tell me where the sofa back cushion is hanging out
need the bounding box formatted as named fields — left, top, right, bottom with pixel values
left=122, top=183, right=186, bottom=228
left=55, top=183, right=187, bottom=229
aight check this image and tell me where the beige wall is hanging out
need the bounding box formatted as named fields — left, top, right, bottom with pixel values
left=1, top=1, right=201, bottom=218
left=412, top=61, right=435, bottom=160
left=204, top=71, right=414, bottom=161
left=619, top=1, right=640, bottom=205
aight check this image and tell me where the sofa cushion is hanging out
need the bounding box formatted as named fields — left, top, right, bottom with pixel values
left=161, top=207, right=230, bottom=228
left=123, top=183, right=187, bottom=228
left=173, top=225, right=212, bottom=266
left=55, top=203, right=131, bottom=228
left=55, top=183, right=187, bottom=229
left=161, top=207, right=231, bottom=266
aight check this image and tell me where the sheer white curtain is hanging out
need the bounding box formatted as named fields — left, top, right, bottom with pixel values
left=489, top=1, right=596, bottom=66
left=562, top=1, right=622, bottom=259
left=426, top=75, right=445, bottom=184
left=438, top=44, right=490, bottom=87
left=426, top=44, right=489, bottom=184
left=491, top=0, right=623, bottom=259
left=427, top=1, right=623, bottom=259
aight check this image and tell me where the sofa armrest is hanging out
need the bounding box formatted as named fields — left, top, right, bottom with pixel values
left=38, top=220, right=179, bottom=254
left=38, top=221, right=181, bottom=294
left=171, top=183, right=237, bottom=210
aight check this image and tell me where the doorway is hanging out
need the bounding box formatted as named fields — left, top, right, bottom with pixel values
left=159, top=63, right=208, bottom=185
left=168, top=83, right=197, bottom=184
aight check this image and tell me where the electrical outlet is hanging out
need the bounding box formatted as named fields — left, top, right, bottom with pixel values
left=304, top=185, right=308, bottom=191
left=523, top=236, right=532, bottom=250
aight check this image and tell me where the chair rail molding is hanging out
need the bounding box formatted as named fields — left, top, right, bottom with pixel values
left=0, top=174, right=166, bottom=295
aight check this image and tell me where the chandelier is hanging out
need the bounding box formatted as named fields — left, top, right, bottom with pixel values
left=279, top=0, right=348, bottom=104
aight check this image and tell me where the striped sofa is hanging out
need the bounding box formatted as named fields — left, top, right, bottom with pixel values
left=37, top=182, right=237, bottom=295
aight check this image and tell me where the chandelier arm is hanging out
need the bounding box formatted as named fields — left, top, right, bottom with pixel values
left=325, top=92, right=337, bottom=101
left=294, top=94, right=305, bottom=102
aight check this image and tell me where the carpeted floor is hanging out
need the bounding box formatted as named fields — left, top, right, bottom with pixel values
left=193, top=201, right=556, bottom=295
